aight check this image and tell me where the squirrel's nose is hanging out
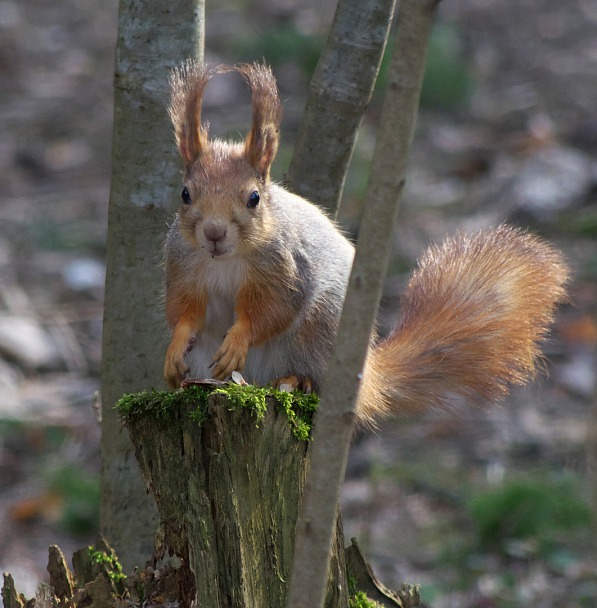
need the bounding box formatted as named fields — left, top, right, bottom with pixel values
left=203, top=221, right=227, bottom=244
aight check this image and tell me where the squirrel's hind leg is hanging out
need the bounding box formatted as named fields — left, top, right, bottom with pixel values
left=271, top=375, right=313, bottom=394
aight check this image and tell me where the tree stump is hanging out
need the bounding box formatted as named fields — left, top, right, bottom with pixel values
left=1, top=386, right=419, bottom=607
left=118, top=386, right=349, bottom=608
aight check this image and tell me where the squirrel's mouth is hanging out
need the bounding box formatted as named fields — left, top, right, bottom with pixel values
left=206, top=244, right=232, bottom=259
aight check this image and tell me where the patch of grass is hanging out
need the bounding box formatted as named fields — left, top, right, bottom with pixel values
left=468, top=473, right=593, bottom=556
left=230, top=24, right=323, bottom=76
left=48, top=465, right=100, bottom=535
left=368, top=455, right=595, bottom=605
left=0, top=419, right=26, bottom=437
left=377, top=23, right=472, bottom=111
left=420, top=24, right=472, bottom=110
left=116, top=384, right=319, bottom=441
left=560, top=208, right=597, bottom=237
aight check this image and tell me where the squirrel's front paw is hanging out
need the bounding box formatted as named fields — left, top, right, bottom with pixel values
left=210, top=327, right=249, bottom=380
left=164, top=345, right=190, bottom=389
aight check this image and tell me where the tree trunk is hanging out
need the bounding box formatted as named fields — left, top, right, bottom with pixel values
left=101, top=0, right=205, bottom=571
left=121, top=391, right=349, bottom=608
left=285, top=0, right=396, bottom=216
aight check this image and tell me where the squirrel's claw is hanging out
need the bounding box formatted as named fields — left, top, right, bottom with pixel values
left=211, top=326, right=249, bottom=380
left=164, top=355, right=189, bottom=389
left=164, top=336, right=194, bottom=388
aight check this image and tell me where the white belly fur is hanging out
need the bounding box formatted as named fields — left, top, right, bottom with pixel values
left=183, top=289, right=288, bottom=386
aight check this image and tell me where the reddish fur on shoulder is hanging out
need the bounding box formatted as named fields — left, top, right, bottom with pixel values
left=210, top=271, right=301, bottom=380
left=235, top=274, right=298, bottom=345
left=357, top=225, right=568, bottom=426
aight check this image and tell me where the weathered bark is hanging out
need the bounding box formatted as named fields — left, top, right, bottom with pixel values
left=285, top=0, right=396, bottom=216
left=1, top=574, right=25, bottom=608
left=122, top=392, right=349, bottom=608
left=100, top=0, right=205, bottom=571
left=345, top=539, right=420, bottom=607
left=286, top=2, right=440, bottom=607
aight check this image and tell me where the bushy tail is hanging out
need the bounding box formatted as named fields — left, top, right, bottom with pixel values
left=357, top=225, right=568, bottom=426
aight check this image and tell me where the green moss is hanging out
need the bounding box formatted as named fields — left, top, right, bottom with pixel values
left=347, top=574, right=383, bottom=608
left=348, top=591, right=382, bottom=608
left=214, top=383, right=270, bottom=418
left=116, top=384, right=319, bottom=441
left=116, top=385, right=210, bottom=421
left=88, top=546, right=126, bottom=583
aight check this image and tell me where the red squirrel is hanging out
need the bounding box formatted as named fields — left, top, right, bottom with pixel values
left=163, top=61, right=568, bottom=427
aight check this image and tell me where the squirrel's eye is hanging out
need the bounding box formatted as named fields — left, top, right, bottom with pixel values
left=247, top=190, right=260, bottom=209
left=181, top=186, right=192, bottom=205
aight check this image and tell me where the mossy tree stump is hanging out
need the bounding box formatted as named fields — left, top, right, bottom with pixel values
left=2, top=385, right=418, bottom=607
left=118, top=385, right=349, bottom=608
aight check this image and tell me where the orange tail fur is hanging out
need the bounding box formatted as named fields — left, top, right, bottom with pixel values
left=358, top=225, right=568, bottom=425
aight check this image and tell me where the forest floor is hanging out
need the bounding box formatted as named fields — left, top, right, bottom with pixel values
left=1, top=0, right=597, bottom=607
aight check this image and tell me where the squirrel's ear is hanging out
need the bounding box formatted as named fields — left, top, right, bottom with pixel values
left=237, top=63, right=283, bottom=179
left=168, top=61, right=220, bottom=169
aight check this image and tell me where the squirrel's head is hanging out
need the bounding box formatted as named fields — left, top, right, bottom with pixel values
left=168, top=61, right=282, bottom=259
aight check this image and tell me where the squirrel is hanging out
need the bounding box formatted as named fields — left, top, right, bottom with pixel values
left=163, top=60, right=568, bottom=427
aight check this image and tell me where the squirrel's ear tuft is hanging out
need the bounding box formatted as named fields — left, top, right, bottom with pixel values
left=237, top=63, right=283, bottom=179
left=168, top=61, right=222, bottom=169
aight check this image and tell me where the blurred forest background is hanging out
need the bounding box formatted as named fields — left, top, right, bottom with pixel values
left=1, top=0, right=597, bottom=606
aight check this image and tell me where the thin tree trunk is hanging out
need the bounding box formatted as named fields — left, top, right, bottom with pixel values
left=589, top=377, right=597, bottom=533
left=286, top=2, right=440, bottom=607
left=285, top=0, right=396, bottom=217
left=100, top=0, right=205, bottom=571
